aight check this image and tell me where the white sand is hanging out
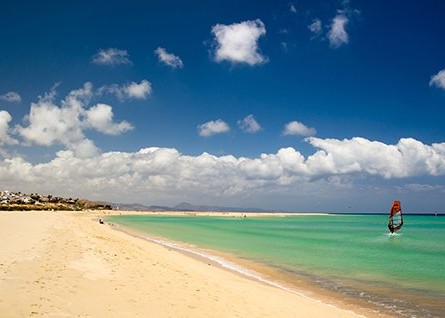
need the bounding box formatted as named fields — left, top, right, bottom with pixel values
left=0, top=211, right=390, bottom=318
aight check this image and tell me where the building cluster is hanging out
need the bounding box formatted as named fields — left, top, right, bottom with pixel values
left=0, top=190, right=111, bottom=211
left=0, top=191, right=76, bottom=205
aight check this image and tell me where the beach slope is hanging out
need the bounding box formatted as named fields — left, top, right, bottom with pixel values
left=0, top=211, right=369, bottom=318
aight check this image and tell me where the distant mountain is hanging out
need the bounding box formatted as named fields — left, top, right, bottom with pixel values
left=112, top=201, right=273, bottom=213
left=111, top=203, right=171, bottom=211
left=173, top=202, right=271, bottom=213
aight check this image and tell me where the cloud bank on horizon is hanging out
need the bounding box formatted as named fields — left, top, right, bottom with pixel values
left=1, top=83, right=445, bottom=210
left=1, top=1, right=445, bottom=212
left=1, top=128, right=444, bottom=211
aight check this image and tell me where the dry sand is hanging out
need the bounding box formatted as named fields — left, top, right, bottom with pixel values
left=0, top=211, right=387, bottom=318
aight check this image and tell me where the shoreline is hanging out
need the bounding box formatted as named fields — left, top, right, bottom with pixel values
left=108, top=213, right=398, bottom=318
left=104, top=209, right=332, bottom=217
left=0, top=210, right=392, bottom=318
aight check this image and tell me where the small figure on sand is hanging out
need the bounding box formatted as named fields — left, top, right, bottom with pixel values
left=99, top=218, right=104, bottom=224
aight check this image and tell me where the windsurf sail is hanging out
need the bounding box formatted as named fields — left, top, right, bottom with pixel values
left=388, top=200, right=403, bottom=233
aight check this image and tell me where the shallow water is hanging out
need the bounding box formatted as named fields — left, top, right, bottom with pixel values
left=110, top=214, right=445, bottom=317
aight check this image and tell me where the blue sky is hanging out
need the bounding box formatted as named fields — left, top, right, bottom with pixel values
left=1, top=0, right=445, bottom=212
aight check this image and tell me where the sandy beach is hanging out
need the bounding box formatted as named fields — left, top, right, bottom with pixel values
left=0, top=211, right=389, bottom=318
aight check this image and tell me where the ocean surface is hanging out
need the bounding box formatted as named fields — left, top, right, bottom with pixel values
left=109, top=214, right=445, bottom=318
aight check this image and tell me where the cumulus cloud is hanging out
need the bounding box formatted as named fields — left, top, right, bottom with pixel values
left=429, top=69, right=445, bottom=90
left=211, top=19, right=268, bottom=66
left=238, top=114, right=262, bottom=133
left=154, top=47, right=184, bottom=69
left=85, top=104, right=133, bottom=135
left=306, top=137, right=445, bottom=178
left=17, top=84, right=91, bottom=148
left=92, top=48, right=132, bottom=66
left=328, top=13, right=349, bottom=48
left=283, top=121, right=316, bottom=137
left=16, top=83, right=133, bottom=158
left=124, top=80, right=152, bottom=99
left=0, top=91, right=21, bottom=103
left=0, top=111, right=18, bottom=145
left=0, top=138, right=444, bottom=209
left=198, top=119, right=230, bottom=137
left=98, top=80, right=152, bottom=101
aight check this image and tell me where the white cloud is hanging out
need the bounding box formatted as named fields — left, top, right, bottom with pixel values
left=0, top=91, right=21, bottom=103
left=154, top=47, right=184, bottom=69
left=306, top=137, right=445, bottom=178
left=85, top=104, right=133, bottom=135
left=16, top=83, right=133, bottom=158
left=124, top=80, right=152, bottom=99
left=328, top=13, right=349, bottom=48
left=92, top=48, right=132, bottom=66
left=283, top=121, right=316, bottom=137
left=429, top=69, right=445, bottom=90
left=211, top=19, right=268, bottom=66
left=71, top=139, right=101, bottom=159
left=308, top=19, right=322, bottom=35
left=0, top=111, right=18, bottom=145
left=198, top=119, right=230, bottom=137
left=98, top=80, right=152, bottom=101
left=0, top=137, right=444, bottom=210
left=17, top=85, right=87, bottom=147
left=238, top=114, right=262, bottom=133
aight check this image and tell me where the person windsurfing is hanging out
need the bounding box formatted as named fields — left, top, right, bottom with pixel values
left=388, top=200, right=403, bottom=233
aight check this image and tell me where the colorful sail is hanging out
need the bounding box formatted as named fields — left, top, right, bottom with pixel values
left=388, top=200, right=403, bottom=233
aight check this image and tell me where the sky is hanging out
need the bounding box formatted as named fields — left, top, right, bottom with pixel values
left=1, top=0, right=445, bottom=213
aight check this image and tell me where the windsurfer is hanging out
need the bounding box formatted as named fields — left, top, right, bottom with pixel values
left=388, top=200, right=403, bottom=233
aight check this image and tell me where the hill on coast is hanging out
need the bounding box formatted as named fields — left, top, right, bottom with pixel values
left=0, top=191, right=111, bottom=211
left=1, top=190, right=273, bottom=213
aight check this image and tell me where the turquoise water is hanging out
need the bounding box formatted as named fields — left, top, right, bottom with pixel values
left=109, top=214, right=445, bottom=317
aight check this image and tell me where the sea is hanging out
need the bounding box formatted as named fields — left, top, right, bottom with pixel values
left=109, top=214, right=445, bottom=318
